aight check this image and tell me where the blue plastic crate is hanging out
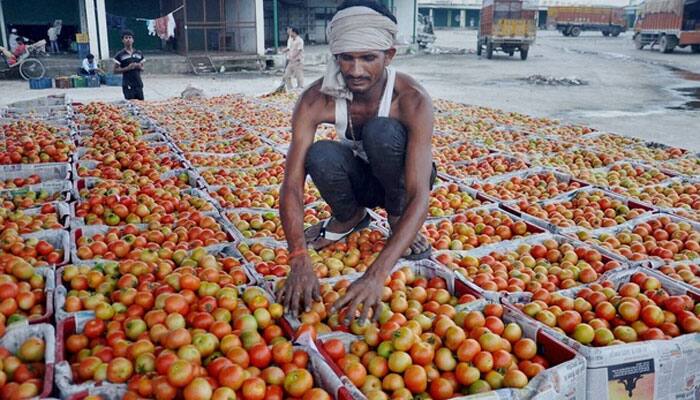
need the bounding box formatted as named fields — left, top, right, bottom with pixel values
left=104, top=74, right=122, bottom=86
left=77, top=43, right=90, bottom=60
left=86, top=75, right=100, bottom=87
left=29, top=77, right=53, bottom=89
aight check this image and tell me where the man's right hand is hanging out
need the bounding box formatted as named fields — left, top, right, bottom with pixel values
left=277, top=254, right=321, bottom=317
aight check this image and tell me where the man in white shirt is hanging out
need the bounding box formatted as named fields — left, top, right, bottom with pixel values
left=47, top=26, right=59, bottom=53
left=281, top=27, right=304, bottom=89
left=80, top=53, right=105, bottom=82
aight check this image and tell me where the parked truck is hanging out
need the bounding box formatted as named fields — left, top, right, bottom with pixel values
left=633, top=0, right=700, bottom=53
left=477, top=0, right=537, bottom=60
left=548, top=6, right=627, bottom=37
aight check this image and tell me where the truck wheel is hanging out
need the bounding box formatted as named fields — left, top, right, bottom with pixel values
left=659, top=35, right=675, bottom=53
left=508, top=50, right=514, bottom=56
left=520, top=48, right=529, bottom=60
left=611, top=28, right=621, bottom=37
left=692, top=45, right=700, bottom=53
left=570, top=27, right=581, bottom=37
left=486, top=42, right=493, bottom=59
left=602, top=31, right=610, bottom=37
left=562, top=27, right=571, bottom=36
left=634, top=34, right=644, bottom=50
left=476, top=39, right=482, bottom=56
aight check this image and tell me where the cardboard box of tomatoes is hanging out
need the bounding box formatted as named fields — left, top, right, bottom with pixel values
left=505, top=267, right=700, bottom=400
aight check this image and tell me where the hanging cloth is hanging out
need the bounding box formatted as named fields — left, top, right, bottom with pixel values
left=146, top=19, right=156, bottom=36
left=153, top=13, right=176, bottom=40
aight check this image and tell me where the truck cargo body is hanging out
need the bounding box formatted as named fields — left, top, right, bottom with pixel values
left=478, top=0, right=537, bottom=60
left=633, top=0, right=700, bottom=52
left=548, top=6, right=627, bottom=36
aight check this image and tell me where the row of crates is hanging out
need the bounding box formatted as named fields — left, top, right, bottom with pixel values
left=29, top=75, right=122, bottom=90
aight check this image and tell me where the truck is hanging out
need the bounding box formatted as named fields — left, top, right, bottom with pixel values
left=416, top=14, right=437, bottom=48
left=633, top=0, right=700, bottom=53
left=547, top=6, right=627, bottom=37
left=477, top=0, right=538, bottom=60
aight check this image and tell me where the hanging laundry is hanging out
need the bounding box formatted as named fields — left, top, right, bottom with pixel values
left=106, top=13, right=127, bottom=31
left=153, top=13, right=176, bottom=40
left=146, top=19, right=156, bottom=36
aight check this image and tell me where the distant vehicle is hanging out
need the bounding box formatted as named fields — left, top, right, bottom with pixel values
left=417, top=14, right=436, bottom=48
left=633, top=0, right=700, bottom=53
left=477, top=0, right=537, bottom=60
left=548, top=6, right=627, bottom=37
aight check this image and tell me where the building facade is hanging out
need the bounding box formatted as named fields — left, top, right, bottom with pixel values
left=0, top=0, right=266, bottom=59
left=1, top=0, right=420, bottom=62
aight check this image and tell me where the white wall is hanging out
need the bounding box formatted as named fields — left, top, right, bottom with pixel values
left=395, top=0, right=417, bottom=44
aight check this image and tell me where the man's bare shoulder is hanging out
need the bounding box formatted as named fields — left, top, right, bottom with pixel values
left=296, top=79, right=330, bottom=110
left=394, top=72, right=432, bottom=109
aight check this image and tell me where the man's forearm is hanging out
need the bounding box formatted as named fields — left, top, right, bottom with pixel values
left=369, top=193, right=429, bottom=277
left=280, top=182, right=307, bottom=253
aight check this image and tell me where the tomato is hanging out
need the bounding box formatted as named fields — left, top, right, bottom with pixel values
left=283, top=368, right=314, bottom=397
left=265, top=384, right=284, bottom=400
left=430, top=377, right=454, bottom=400
left=271, top=341, right=294, bottom=365
left=241, top=377, right=266, bottom=400
left=473, top=351, right=493, bottom=373
left=402, top=365, right=427, bottom=394
left=207, top=357, right=233, bottom=379
left=248, top=343, right=272, bottom=369
left=218, top=364, right=245, bottom=390
left=641, top=305, right=665, bottom=327
left=106, top=357, right=133, bottom=383
left=342, top=361, right=367, bottom=387
left=455, top=363, right=479, bottom=388
left=409, top=341, right=434, bottom=366
left=167, top=359, right=195, bottom=387
left=513, top=338, right=537, bottom=360
left=292, top=350, right=309, bottom=368
left=503, top=369, right=528, bottom=388
left=261, top=366, right=285, bottom=386
left=212, top=387, right=238, bottom=400
left=155, top=351, right=179, bottom=376
left=302, top=388, right=331, bottom=400
left=152, top=376, right=177, bottom=400
left=367, top=355, right=389, bottom=378
left=183, top=377, right=213, bottom=400
left=66, top=334, right=88, bottom=353
left=557, top=310, right=582, bottom=333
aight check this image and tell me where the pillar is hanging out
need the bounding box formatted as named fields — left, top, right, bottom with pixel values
left=273, top=0, right=279, bottom=49
left=0, top=0, right=7, bottom=49
left=255, top=0, right=264, bottom=55
left=460, top=9, right=466, bottom=28
left=95, top=0, right=109, bottom=59
left=85, top=0, right=100, bottom=58
left=429, top=8, right=433, bottom=19
left=447, top=9, right=452, bottom=27
left=78, top=0, right=88, bottom=36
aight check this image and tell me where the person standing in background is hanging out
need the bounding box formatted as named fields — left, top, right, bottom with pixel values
left=47, top=25, right=59, bottom=53
left=8, top=29, right=19, bottom=52
left=281, top=27, right=304, bottom=89
left=113, top=30, right=145, bottom=100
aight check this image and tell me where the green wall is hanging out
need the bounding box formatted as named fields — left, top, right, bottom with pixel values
left=106, top=0, right=163, bottom=54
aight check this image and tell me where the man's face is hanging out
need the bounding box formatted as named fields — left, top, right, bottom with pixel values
left=337, top=50, right=395, bottom=94
left=287, top=28, right=293, bottom=37
left=122, top=35, right=134, bottom=47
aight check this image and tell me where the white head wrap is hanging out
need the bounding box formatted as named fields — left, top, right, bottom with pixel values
left=320, top=6, right=398, bottom=101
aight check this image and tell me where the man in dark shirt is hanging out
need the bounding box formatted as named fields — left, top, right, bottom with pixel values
left=113, top=30, right=145, bottom=100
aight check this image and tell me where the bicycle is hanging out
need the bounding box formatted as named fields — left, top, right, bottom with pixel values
left=0, top=40, right=47, bottom=80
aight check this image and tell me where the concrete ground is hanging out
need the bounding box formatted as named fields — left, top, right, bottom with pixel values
left=1, top=30, right=699, bottom=151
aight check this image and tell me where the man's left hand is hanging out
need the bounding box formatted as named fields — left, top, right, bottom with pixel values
left=332, top=267, right=387, bottom=326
